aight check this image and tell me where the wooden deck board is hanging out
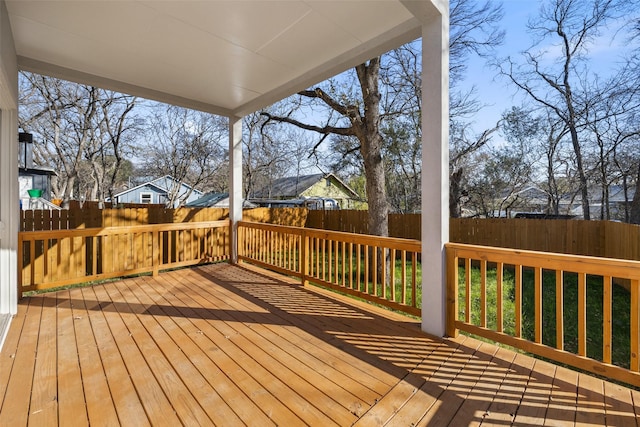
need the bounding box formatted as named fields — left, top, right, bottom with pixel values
left=0, top=296, right=44, bottom=426
left=1, top=263, right=639, bottom=426
left=56, top=290, right=89, bottom=427
left=116, top=277, right=246, bottom=426
left=147, top=271, right=307, bottom=426
left=91, top=283, right=183, bottom=426
left=182, top=270, right=394, bottom=403
left=29, top=294, right=58, bottom=427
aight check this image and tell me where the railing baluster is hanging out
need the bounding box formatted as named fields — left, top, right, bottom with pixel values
left=364, top=245, right=369, bottom=294
left=411, top=252, right=417, bottom=309
left=578, top=272, right=587, bottom=357
left=496, top=262, right=503, bottom=333
left=465, top=258, right=471, bottom=324
left=401, top=250, right=407, bottom=305
left=372, top=246, right=378, bottom=296
left=480, top=259, right=487, bottom=328
left=390, top=248, right=396, bottom=302
left=534, top=267, right=543, bottom=344
left=556, top=270, right=564, bottom=351
left=515, top=263, right=522, bottom=338
left=603, top=275, right=612, bottom=364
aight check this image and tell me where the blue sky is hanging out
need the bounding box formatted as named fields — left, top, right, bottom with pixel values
left=462, top=0, right=633, bottom=136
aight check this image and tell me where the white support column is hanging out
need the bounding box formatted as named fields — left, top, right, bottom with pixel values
left=228, top=116, right=243, bottom=263
left=0, top=0, right=19, bottom=333
left=421, top=4, right=449, bottom=337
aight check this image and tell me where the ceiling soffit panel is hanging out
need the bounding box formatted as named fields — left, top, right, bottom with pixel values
left=7, top=0, right=427, bottom=117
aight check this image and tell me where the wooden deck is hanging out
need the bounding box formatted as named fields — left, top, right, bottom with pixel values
left=1, top=263, right=638, bottom=426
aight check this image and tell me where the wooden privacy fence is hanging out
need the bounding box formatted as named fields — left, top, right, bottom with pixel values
left=305, top=210, right=421, bottom=240
left=306, top=211, right=640, bottom=261
left=18, top=220, right=230, bottom=293
left=20, top=207, right=230, bottom=231
left=450, top=218, right=640, bottom=261
left=20, top=207, right=309, bottom=231
left=446, top=242, right=640, bottom=388
left=238, top=221, right=422, bottom=317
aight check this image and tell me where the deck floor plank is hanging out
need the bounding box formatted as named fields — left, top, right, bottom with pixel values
left=513, top=358, right=557, bottom=425
left=159, top=269, right=346, bottom=427
left=575, top=372, right=606, bottom=427
left=603, top=380, right=638, bottom=426
left=101, top=278, right=215, bottom=426
left=131, top=275, right=276, bottom=426
left=66, top=287, right=117, bottom=427
left=0, top=303, right=27, bottom=405
left=444, top=345, right=518, bottom=426
left=56, top=289, right=90, bottom=427
left=122, top=276, right=258, bottom=426
left=28, top=294, right=59, bottom=427
left=543, top=363, right=578, bottom=426
left=416, top=340, right=499, bottom=426
left=2, top=263, right=640, bottom=426
left=0, top=296, right=44, bottom=426
left=207, top=264, right=417, bottom=378
left=480, top=351, right=536, bottom=425
left=90, top=283, right=183, bottom=426
left=182, top=268, right=390, bottom=412
left=148, top=271, right=307, bottom=426
left=80, top=286, right=151, bottom=427
left=356, top=336, right=470, bottom=426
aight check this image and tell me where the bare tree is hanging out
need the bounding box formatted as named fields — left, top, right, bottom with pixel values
left=139, top=104, right=228, bottom=207
left=262, top=58, right=390, bottom=237
left=242, top=110, right=316, bottom=199
left=497, top=0, right=633, bottom=219
left=19, top=72, right=139, bottom=205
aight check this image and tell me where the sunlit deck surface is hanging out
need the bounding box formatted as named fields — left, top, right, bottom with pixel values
left=1, top=263, right=639, bottom=426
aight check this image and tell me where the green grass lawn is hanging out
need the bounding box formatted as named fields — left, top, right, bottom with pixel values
left=458, top=262, right=632, bottom=368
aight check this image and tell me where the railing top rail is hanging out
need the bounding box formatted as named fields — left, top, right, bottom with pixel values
left=238, top=220, right=422, bottom=252
left=446, top=242, right=640, bottom=280
left=19, top=220, right=230, bottom=239
left=237, top=220, right=304, bottom=235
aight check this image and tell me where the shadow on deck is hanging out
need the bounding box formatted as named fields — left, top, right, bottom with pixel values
left=1, top=263, right=638, bottom=426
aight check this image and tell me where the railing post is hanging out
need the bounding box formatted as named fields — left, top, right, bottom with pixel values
left=631, top=278, right=639, bottom=372
left=301, top=230, right=309, bottom=287
left=17, top=235, right=23, bottom=300
left=152, top=228, right=160, bottom=277
left=236, top=222, right=243, bottom=263
left=445, top=245, right=458, bottom=338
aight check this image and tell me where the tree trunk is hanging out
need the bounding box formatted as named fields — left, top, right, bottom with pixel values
left=450, top=168, right=463, bottom=218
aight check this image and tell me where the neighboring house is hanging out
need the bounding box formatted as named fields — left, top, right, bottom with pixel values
left=587, top=184, right=636, bottom=221
left=250, top=173, right=363, bottom=210
left=18, top=132, right=58, bottom=210
left=186, top=192, right=257, bottom=209
left=110, top=176, right=203, bottom=208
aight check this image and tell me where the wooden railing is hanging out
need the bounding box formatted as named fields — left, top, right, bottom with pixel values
left=18, top=220, right=230, bottom=293
left=238, top=221, right=422, bottom=316
left=446, top=242, right=640, bottom=388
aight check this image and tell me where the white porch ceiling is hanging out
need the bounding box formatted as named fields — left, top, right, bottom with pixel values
left=6, top=0, right=436, bottom=117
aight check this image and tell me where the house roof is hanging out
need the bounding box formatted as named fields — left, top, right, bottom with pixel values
left=6, top=1, right=440, bottom=117
left=112, top=175, right=202, bottom=198
left=186, top=192, right=258, bottom=209
left=252, top=173, right=359, bottom=199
